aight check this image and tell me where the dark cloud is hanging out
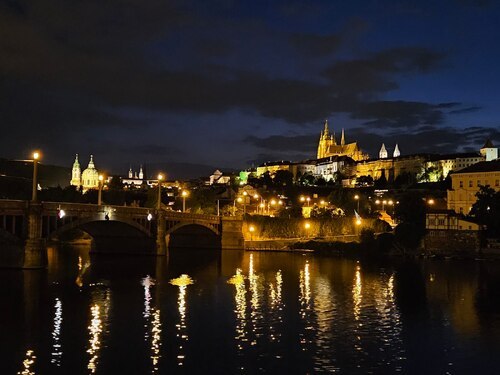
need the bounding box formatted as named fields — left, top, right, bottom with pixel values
left=244, top=126, right=500, bottom=158
left=448, top=106, right=482, bottom=115
left=289, top=33, right=342, bottom=56
left=244, top=134, right=317, bottom=153
left=0, top=0, right=495, bottom=175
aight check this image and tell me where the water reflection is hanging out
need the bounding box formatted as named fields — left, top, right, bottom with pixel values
left=268, top=270, right=283, bottom=344
left=142, top=276, right=162, bottom=373
left=76, top=255, right=91, bottom=288
left=51, top=298, right=63, bottom=366
left=170, top=274, right=194, bottom=367
left=248, top=254, right=263, bottom=345
left=87, top=288, right=111, bottom=373
left=17, top=350, right=36, bottom=375
left=299, top=261, right=314, bottom=351
left=353, top=264, right=362, bottom=321
left=228, top=268, right=247, bottom=351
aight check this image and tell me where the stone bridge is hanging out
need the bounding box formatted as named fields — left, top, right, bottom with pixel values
left=0, top=200, right=243, bottom=268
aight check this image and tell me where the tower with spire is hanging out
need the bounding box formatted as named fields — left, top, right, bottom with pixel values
left=393, top=144, right=400, bottom=158
left=70, top=154, right=81, bottom=187
left=379, top=144, right=388, bottom=159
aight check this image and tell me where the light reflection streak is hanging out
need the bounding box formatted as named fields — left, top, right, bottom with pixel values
left=170, top=275, right=194, bottom=366
left=228, top=268, right=247, bottom=351
left=353, top=265, right=362, bottom=321
left=142, top=276, right=162, bottom=374
left=299, top=261, right=311, bottom=315
left=299, top=261, right=313, bottom=350
left=268, top=270, right=283, bottom=343
left=248, top=253, right=263, bottom=345
left=51, top=298, right=63, bottom=366
left=150, top=309, right=161, bottom=373
left=76, top=255, right=90, bottom=288
left=17, top=350, right=36, bottom=375
left=87, top=289, right=111, bottom=374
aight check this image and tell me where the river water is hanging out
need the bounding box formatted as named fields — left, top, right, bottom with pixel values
left=2, top=246, right=500, bottom=374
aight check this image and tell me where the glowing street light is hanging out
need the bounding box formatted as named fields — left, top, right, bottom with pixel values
left=31, top=151, right=40, bottom=201
left=354, top=194, right=360, bottom=212
left=181, top=190, right=189, bottom=212
left=304, top=221, right=311, bottom=238
left=157, top=174, right=164, bottom=210
left=428, top=198, right=435, bottom=206
left=249, top=225, right=255, bottom=241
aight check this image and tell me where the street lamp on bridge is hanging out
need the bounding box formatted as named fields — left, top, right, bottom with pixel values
left=98, top=174, right=104, bottom=206
left=181, top=190, right=189, bottom=212
left=31, top=151, right=40, bottom=202
left=157, top=174, right=164, bottom=210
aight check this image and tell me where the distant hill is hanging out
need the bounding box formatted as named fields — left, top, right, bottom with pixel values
left=0, top=158, right=71, bottom=188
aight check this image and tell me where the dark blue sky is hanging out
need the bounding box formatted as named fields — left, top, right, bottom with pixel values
left=1, top=0, right=499, bottom=178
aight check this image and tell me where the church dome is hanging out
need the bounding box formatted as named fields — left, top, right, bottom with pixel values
left=81, top=155, right=99, bottom=191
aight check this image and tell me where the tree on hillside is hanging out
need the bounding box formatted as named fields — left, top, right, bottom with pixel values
left=469, top=185, right=500, bottom=236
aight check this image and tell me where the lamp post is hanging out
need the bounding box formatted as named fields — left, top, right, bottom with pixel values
left=234, top=197, right=243, bottom=216
left=304, top=221, right=311, bottom=238
left=31, top=151, right=40, bottom=202
left=249, top=225, right=255, bottom=242
left=157, top=174, right=164, bottom=210
left=181, top=190, right=188, bottom=212
left=354, top=194, right=360, bottom=212
left=98, top=174, right=104, bottom=205
left=243, top=191, right=248, bottom=214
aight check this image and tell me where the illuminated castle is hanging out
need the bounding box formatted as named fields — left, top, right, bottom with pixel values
left=316, top=120, right=369, bottom=161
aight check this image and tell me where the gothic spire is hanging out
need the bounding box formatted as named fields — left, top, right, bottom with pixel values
left=393, top=144, right=400, bottom=158
left=341, top=128, right=345, bottom=146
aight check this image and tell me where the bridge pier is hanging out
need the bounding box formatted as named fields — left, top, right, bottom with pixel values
left=23, top=203, right=47, bottom=269
left=221, top=217, right=244, bottom=250
left=155, top=211, right=167, bottom=255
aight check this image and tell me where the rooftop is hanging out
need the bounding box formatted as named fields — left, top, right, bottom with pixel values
left=451, top=160, right=500, bottom=174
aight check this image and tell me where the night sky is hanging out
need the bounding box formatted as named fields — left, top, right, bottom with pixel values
left=2, top=0, right=500, bottom=178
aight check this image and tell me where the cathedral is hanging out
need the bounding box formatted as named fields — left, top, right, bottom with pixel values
left=316, top=120, right=369, bottom=161
left=70, top=154, right=100, bottom=192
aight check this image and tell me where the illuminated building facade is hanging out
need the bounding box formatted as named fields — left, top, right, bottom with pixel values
left=316, top=120, right=369, bottom=161
left=70, top=154, right=100, bottom=192
left=447, top=160, right=500, bottom=215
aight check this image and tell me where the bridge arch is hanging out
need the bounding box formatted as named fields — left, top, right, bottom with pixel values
left=165, top=221, right=221, bottom=250
left=49, top=217, right=155, bottom=254
left=49, top=216, right=152, bottom=241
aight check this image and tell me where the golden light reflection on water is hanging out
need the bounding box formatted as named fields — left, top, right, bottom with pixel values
left=269, top=270, right=284, bottom=344
left=299, top=261, right=313, bottom=350
left=228, top=268, right=247, bottom=351
left=299, top=261, right=312, bottom=315
left=142, top=276, right=162, bottom=374
left=17, top=350, right=36, bottom=375
left=75, top=255, right=91, bottom=288
left=170, top=274, right=194, bottom=367
left=51, top=298, right=63, bottom=367
left=150, top=309, right=162, bottom=373
left=353, top=265, right=362, bottom=321
left=248, top=254, right=263, bottom=346
left=87, top=289, right=111, bottom=374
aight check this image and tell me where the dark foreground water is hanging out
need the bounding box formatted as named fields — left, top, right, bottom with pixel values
left=2, top=246, right=500, bottom=374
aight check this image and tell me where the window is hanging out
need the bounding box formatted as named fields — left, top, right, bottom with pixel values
left=477, top=180, right=481, bottom=186
left=438, top=219, right=445, bottom=226
left=459, top=207, right=463, bottom=214
left=496, top=180, right=499, bottom=187
left=469, top=181, right=473, bottom=187
left=460, top=181, right=463, bottom=188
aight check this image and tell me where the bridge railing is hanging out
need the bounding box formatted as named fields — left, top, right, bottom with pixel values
left=162, top=210, right=221, bottom=222
left=0, top=199, right=28, bottom=214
